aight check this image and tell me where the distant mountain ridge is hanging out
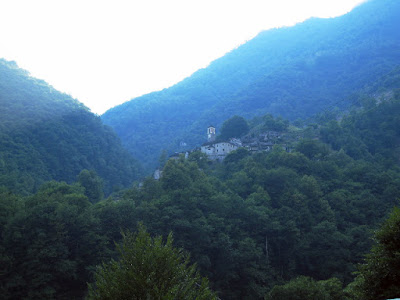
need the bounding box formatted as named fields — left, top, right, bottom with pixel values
left=0, top=59, right=141, bottom=195
left=102, top=0, right=400, bottom=170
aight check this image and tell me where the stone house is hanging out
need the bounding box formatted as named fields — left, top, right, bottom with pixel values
left=200, top=126, right=239, bottom=161
left=201, top=141, right=238, bottom=161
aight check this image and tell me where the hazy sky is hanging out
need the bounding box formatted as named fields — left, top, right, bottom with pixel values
left=0, top=0, right=365, bottom=114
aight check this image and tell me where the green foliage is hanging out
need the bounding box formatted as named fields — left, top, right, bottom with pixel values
left=188, top=151, right=209, bottom=169
left=348, top=207, right=400, bottom=300
left=3, top=16, right=400, bottom=297
left=321, top=93, right=400, bottom=165
left=295, top=139, right=330, bottom=160
left=78, top=169, right=104, bottom=203
left=87, top=224, right=217, bottom=300
left=158, top=149, right=168, bottom=168
left=224, top=148, right=250, bottom=164
left=118, top=131, right=400, bottom=299
left=3, top=92, right=400, bottom=299
left=266, top=276, right=344, bottom=300
left=0, top=182, right=106, bottom=299
left=102, top=0, right=400, bottom=170
left=161, top=159, right=193, bottom=191
left=218, top=115, right=249, bottom=140
left=262, top=114, right=289, bottom=131
left=0, top=59, right=142, bottom=195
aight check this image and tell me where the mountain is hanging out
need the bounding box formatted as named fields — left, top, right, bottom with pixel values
left=0, top=59, right=141, bottom=195
left=1, top=62, right=400, bottom=299
left=102, top=0, right=400, bottom=171
left=2, top=90, right=400, bottom=299
left=105, top=92, right=400, bottom=299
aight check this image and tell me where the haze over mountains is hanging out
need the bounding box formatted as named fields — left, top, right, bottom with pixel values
left=102, top=0, right=400, bottom=170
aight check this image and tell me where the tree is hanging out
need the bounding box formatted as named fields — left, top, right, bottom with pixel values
left=266, top=276, right=344, bottom=300
left=295, top=139, right=330, bottom=160
left=160, top=159, right=191, bottom=191
left=224, top=148, right=250, bottom=164
left=87, top=224, right=217, bottom=300
left=2, top=182, right=104, bottom=300
left=348, top=207, right=400, bottom=300
left=262, top=114, right=289, bottom=131
left=219, top=115, right=249, bottom=140
left=188, top=151, right=209, bottom=169
left=158, top=149, right=168, bottom=169
left=78, top=169, right=104, bottom=203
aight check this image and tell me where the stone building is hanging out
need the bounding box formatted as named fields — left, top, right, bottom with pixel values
left=200, top=126, right=238, bottom=161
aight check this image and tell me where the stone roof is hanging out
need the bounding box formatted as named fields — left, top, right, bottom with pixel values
left=201, top=140, right=234, bottom=147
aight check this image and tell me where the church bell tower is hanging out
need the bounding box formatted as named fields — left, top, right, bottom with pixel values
left=207, top=126, right=216, bottom=142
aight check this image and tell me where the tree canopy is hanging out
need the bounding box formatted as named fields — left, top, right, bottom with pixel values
left=348, top=207, right=400, bottom=300
left=87, top=225, right=217, bottom=300
left=218, top=115, right=249, bottom=140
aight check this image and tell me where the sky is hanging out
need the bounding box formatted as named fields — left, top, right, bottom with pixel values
left=0, top=0, right=366, bottom=114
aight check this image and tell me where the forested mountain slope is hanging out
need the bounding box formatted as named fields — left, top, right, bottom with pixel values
left=0, top=59, right=141, bottom=195
left=102, top=0, right=400, bottom=170
left=2, top=89, right=400, bottom=299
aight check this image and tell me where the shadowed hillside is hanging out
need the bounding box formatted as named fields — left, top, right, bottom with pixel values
left=0, top=59, right=141, bottom=195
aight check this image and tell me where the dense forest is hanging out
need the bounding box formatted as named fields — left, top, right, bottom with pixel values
left=102, top=0, right=400, bottom=170
left=1, top=89, right=400, bottom=299
left=0, top=59, right=142, bottom=195
left=2, top=0, right=400, bottom=298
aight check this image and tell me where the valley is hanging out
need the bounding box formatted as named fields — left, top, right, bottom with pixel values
left=1, top=0, right=400, bottom=299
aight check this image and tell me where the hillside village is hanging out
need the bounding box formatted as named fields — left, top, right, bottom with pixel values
left=169, top=124, right=302, bottom=162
